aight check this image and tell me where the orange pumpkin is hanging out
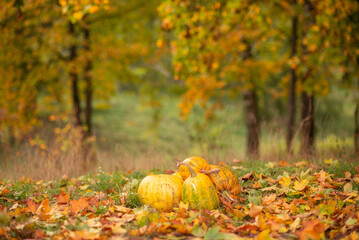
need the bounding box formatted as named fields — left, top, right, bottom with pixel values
left=202, top=164, right=240, bottom=201
left=178, top=156, right=211, bottom=181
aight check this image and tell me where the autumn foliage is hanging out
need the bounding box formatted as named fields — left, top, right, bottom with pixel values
left=1, top=160, right=359, bottom=239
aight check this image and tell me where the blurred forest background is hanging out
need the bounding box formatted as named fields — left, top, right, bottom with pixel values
left=0, top=0, right=358, bottom=179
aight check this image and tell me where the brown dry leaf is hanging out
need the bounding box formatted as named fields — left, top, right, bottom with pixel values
left=111, top=223, right=127, bottom=234
left=121, top=213, right=135, bottom=222
left=164, top=169, right=175, bottom=174
left=114, top=205, right=132, bottom=214
left=290, top=218, right=301, bottom=232
left=86, top=218, right=102, bottom=228
left=240, top=171, right=254, bottom=181
left=248, top=203, right=263, bottom=218
left=344, top=183, right=353, bottom=193
left=70, top=198, right=89, bottom=215
left=261, top=185, right=278, bottom=192
left=345, top=171, right=352, bottom=179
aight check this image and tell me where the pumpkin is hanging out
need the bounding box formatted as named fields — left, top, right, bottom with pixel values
left=178, top=156, right=211, bottom=181
left=172, top=172, right=183, bottom=183
left=201, top=164, right=240, bottom=201
left=137, top=174, right=182, bottom=211
left=180, top=162, right=219, bottom=210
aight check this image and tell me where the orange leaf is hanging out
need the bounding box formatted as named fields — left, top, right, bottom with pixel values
left=248, top=203, right=263, bottom=218
left=296, top=219, right=325, bottom=240
left=40, top=199, right=51, bottom=214
left=70, top=198, right=89, bottom=215
left=262, top=194, right=276, bottom=205
left=252, top=181, right=262, bottom=189
left=56, top=191, right=70, bottom=204
left=26, top=198, right=40, bottom=214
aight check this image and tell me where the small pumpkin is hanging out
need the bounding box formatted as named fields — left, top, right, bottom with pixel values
left=178, top=156, right=211, bottom=181
left=201, top=164, right=240, bottom=201
left=137, top=174, right=182, bottom=211
left=180, top=162, right=219, bottom=210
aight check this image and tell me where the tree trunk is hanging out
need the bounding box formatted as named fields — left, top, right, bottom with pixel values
left=300, top=92, right=314, bottom=155
left=355, top=102, right=359, bottom=156
left=82, top=21, right=92, bottom=137
left=287, top=7, right=298, bottom=154
left=69, top=21, right=82, bottom=127
left=243, top=90, right=260, bottom=157
left=81, top=19, right=96, bottom=168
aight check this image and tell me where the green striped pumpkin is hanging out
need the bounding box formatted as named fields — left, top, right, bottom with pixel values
left=137, top=174, right=182, bottom=211
left=180, top=162, right=219, bottom=210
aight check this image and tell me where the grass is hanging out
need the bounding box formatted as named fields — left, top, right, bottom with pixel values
left=0, top=91, right=357, bottom=180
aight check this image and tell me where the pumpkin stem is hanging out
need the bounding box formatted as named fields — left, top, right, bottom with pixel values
left=178, top=162, right=197, bottom=178
left=200, top=169, right=220, bottom=175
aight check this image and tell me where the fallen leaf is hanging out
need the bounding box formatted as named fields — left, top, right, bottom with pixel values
left=279, top=176, right=291, bottom=188
left=114, top=205, right=132, bottom=213
left=262, top=194, right=276, bottom=205
left=293, top=180, right=309, bottom=191
left=56, top=191, right=70, bottom=204
left=240, top=171, right=254, bottom=181
left=70, top=198, right=89, bottom=215
left=296, top=219, right=325, bottom=240
left=111, top=222, right=127, bottom=234
left=290, top=218, right=301, bottom=232
left=248, top=203, right=263, bottom=218
left=344, top=183, right=353, bottom=193
left=26, top=198, right=40, bottom=214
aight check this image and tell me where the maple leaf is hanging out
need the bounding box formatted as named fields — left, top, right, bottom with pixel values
left=279, top=176, right=291, bottom=188
left=248, top=203, right=263, bottom=218
left=262, top=194, right=276, bottom=205
left=296, top=219, right=325, bottom=240
left=55, top=191, right=70, bottom=204
left=70, top=198, right=89, bottom=215
left=293, top=180, right=309, bottom=191
left=26, top=198, right=40, bottom=214
left=39, top=199, right=51, bottom=214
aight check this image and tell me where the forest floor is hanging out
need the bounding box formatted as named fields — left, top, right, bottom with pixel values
left=0, top=159, right=358, bottom=239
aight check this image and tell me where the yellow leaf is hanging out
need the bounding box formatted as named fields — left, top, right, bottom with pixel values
left=293, top=180, right=309, bottom=191
left=279, top=176, right=291, bottom=188
left=73, top=11, right=84, bottom=21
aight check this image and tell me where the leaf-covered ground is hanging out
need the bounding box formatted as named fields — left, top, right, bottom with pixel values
left=1, top=160, right=359, bottom=240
